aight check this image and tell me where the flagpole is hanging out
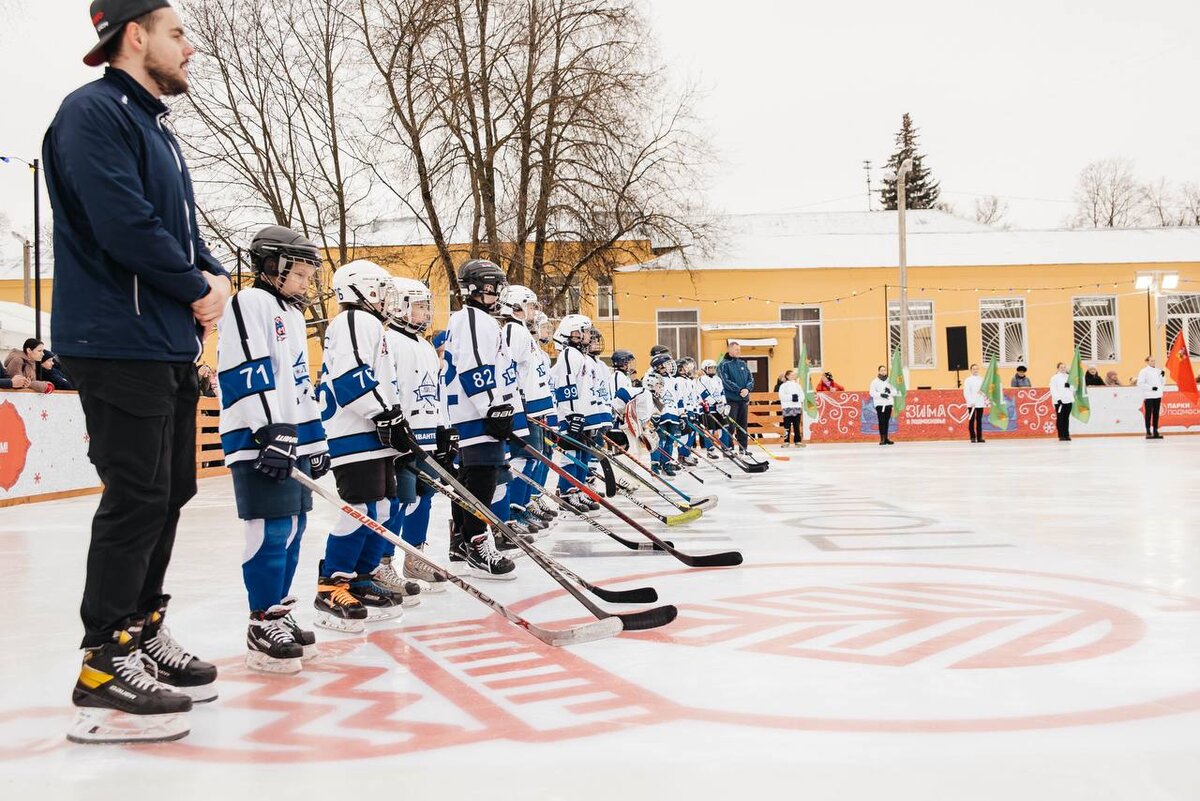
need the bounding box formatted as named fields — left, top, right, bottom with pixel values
left=896, top=158, right=913, bottom=372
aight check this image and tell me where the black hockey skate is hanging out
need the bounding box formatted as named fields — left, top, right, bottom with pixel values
left=373, top=556, right=423, bottom=607
left=349, top=573, right=404, bottom=621
left=467, top=534, right=517, bottom=581
left=314, top=571, right=369, bottom=634
left=68, top=622, right=193, bottom=744
left=246, top=606, right=303, bottom=674
left=141, top=596, right=218, bottom=703
left=280, top=596, right=318, bottom=659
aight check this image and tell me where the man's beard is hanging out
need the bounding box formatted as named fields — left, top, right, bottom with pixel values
left=146, top=52, right=189, bottom=96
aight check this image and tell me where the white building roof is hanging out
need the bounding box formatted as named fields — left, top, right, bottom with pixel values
left=621, top=210, right=1200, bottom=272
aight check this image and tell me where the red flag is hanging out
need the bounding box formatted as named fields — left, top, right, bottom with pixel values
left=1166, top=331, right=1199, bottom=404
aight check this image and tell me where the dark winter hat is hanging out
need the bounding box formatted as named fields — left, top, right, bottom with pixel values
left=83, top=0, right=172, bottom=67
left=1016, top=365, right=1027, bottom=373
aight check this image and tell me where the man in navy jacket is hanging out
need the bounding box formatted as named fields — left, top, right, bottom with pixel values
left=718, top=341, right=754, bottom=453
left=43, top=0, right=229, bottom=743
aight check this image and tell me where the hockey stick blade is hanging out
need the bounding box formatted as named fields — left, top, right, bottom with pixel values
left=290, top=469, right=619, bottom=647
left=688, top=495, right=718, bottom=511
left=616, top=604, right=679, bottom=631
left=590, top=584, right=659, bottom=604
left=680, top=550, right=744, bottom=568
left=665, top=507, right=704, bottom=526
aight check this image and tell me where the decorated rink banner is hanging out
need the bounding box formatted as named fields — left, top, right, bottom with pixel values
left=0, top=393, right=99, bottom=505
left=806, top=387, right=1200, bottom=442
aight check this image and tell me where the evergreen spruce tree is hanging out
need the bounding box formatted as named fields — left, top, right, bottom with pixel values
left=879, top=113, right=940, bottom=210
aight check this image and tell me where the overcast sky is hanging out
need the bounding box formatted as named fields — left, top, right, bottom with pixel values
left=0, top=0, right=1197, bottom=237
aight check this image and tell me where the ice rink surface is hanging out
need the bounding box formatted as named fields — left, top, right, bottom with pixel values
left=2, top=436, right=1198, bottom=800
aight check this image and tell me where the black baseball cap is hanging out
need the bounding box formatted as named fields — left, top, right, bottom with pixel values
left=83, top=0, right=172, bottom=67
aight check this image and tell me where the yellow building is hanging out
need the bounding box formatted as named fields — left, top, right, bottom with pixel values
left=610, top=211, right=1200, bottom=390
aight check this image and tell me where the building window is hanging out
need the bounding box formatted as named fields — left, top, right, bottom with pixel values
left=596, top=283, right=618, bottom=320
left=656, top=309, right=700, bottom=363
left=1073, top=296, right=1119, bottom=362
left=1165, top=294, right=1200, bottom=357
left=980, top=298, right=1026, bottom=366
left=780, top=306, right=821, bottom=367
left=543, top=279, right=581, bottom=319
left=888, top=300, right=935, bottom=368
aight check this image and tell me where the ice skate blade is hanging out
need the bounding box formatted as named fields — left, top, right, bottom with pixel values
left=300, top=644, right=319, bottom=660
left=399, top=594, right=422, bottom=607
left=313, top=612, right=366, bottom=634
left=171, top=682, right=218, bottom=704
left=67, top=708, right=190, bottom=745
left=246, top=651, right=302, bottom=675
left=469, top=566, right=518, bottom=581
left=364, top=606, right=404, bottom=622
left=407, top=577, right=448, bottom=593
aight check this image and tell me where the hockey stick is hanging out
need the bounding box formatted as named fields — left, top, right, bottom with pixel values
left=647, top=426, right=708, bottom=484
left=541, top=438, right=702, bottom=526
left=683, top=419, right=767, bottom=475
left=290, top=469, right=621, bottom=647
left=414, top=456, right=677, bottom=632
left=601, top=435, right=717, bottom=511
left=531, top=419, right=617, bottom=497
left=510, top=470, right=673, bottom=553
left=662, top=425, right=752, bottom=478
left=688, top=418, right=769, bottom=474
left=667, top=422, right=736, bottom=480
left=414, top=473, right=662, bottom=606
left=509, top=436, right=743, bottom=568
left=722, top=414, right=791, bottom=462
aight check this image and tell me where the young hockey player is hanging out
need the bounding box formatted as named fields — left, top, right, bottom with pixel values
left=675, top=357, right=701, bottom=466
left=699, top=359, right=725, bottom=458
left=649, top=350, right=684, bottom=475
left=218, top=225, right=328, bottom=673
left=315, top=260, right=413, bottom=632
left=608, top=349, right=639, bottom=450
left=442, top=259, right=525, bottom=579
left=550, top=314, right=599, bottom=512
left=498, top=285, right=554, bottom=535
left=524, top=312, right=560, bottom=523
left=378, top=276, right=449, bottom=600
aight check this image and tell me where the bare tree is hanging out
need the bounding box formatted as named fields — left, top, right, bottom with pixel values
left=1069, top=157, right=1145, bottom=228
left=1180, top=183, right=1200, bottom=227
left=1139, top=178, right=1182, bottom=227
left=974, top=195, right=1009, bottom=227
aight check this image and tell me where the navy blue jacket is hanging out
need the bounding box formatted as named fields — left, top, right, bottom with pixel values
left=718, top=353, right=754, bottom=401
left=42, top=68, right=228, bottom=363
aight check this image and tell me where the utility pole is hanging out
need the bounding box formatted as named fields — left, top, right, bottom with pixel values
left=10, top=233, right=30, bottom=306
left=863, top=160, right=873, bottom=211
left=896, top=158, right=913, bottom=371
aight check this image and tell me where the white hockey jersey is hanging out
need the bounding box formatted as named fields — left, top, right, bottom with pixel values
left=217, top=288, right=327, bottom=467
left=387, top=326, right=448, bottom=452
left=657, top=375, right=687, bottom=424
left=443, top=305, right=527, bottom=447
left=317, top=308, right=400, bottom=467
left=700, top=374, right=726, bottom=410
left=536, top=347, right=559, bottom=427
left=586, top=354, right=614, bottom=430
left=503, top=320, right=554, bottom=419
left=551, top=346, right=595, bottom=430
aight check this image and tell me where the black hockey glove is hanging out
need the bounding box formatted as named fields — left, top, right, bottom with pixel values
left=373, top=405, right=420, bottom=455
left=566, top=413, right=586, bottom=440
left=434, top=425, right=459, bottom=468
left=309, top=452, right=331, bottom=480
left=791, top=393, right=800, bottom=403
left=608, top=430, right=629, bottom=450
left=253, top=423, right=298, bottom=482
left=485, top=403, right=515, bottom=441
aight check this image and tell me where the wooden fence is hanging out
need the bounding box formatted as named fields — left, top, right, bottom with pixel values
left=196, top=396, right=228, bottom=478
left=747, top=392, right=785, bottom=441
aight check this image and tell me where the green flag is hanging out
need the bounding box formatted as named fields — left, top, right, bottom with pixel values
left=980, top=354, right=1009, bottom=429
left=796, top=343, right=820, bottom=418
left=889, top=346, right=907, bottom=414
left=1068, top=347, right=1091, bottom=422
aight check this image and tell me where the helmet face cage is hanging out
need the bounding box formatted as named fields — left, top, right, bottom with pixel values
left=611, top=349, right=634, bottom=371
left=677, top=357, right=695, bottom=377
left=701, top=359, right=717, bottom=375
left=532, top=312, right=551, bottom=343
left=257, top=247, right=321, bottom=310
left=642, top=372, right=664, bottom=395
left=553, top=314, right=593, bottom=348
left=391, top=280, right=434, bottom=334
left=655, top=359, right=676, bottom=377
left=458, top=260, right=507, bottom=312
left=499, top=286, right=539, bottom=321
left=587, top=328, right=604, bottom=355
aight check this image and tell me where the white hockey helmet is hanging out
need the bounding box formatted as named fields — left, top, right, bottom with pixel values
left=700, top=358, right=717, bottom=373
left=553, top=313, right=593, bottom=347
left=498, top=285, right=539, bottom=320
left=532, top=311, right=551, bottom=343
left=390, top=276, right=433, bottom=334
left=642, top=372, right=664, bottom=394
left=333, top=260, right=395, bottom=318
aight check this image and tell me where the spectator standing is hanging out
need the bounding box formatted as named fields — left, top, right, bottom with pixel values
left=962, top=363, right=987, bottom=443
left=717, top=341, right=754, bottom=455
left=5, top=339, right=55, bottom=394
left=38, top=350, right=74, bottom=390
left=1104, top=370, right=1121, bottom=387
left=197, top=363, right=217, bottom=398
left=869, top=364, right=896, bottom=446
left=1010, top=365, right=1031, bottom=388
left=44, top=0, right=230, bottom=744
left=1049, top=362, right=1073, bottom=441
left=818, top=371, right=844, bottom=392
left=777, top=369, right=803, bottom=447
left=1136, top=356, right=1165, bottom=439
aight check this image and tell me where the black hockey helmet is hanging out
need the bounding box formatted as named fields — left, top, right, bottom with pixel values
left=650, top=351, right=675, bottom=376
left=457, top=259, right=507, bottom=311
left=248, top=225, right=321, bottom=309
left=587, top=327, right=604, bottom=354
left=650, top=344, right=670, bottom=358
left=611, top=349, right=635, bottom=370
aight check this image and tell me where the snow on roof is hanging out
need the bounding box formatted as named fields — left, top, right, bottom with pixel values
left=620, top=210, right=1200, bottom=272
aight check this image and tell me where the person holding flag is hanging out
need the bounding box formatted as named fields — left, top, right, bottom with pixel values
left=1049, top=362, right=1073, bottom=441
left=962, top=363, right=987, bottom=443
left=869, top=362, right=898, bottom=446
left=1068, top=347, right=1092, bottom=426
left=797, top=343, right=821, bottom=421
left=981, top=355, right=1010, bottom=432
left=1137, top=356, right=1166, bottom=439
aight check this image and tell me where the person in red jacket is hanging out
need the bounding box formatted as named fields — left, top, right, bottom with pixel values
left=817, top=372, right=844, bottom=392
